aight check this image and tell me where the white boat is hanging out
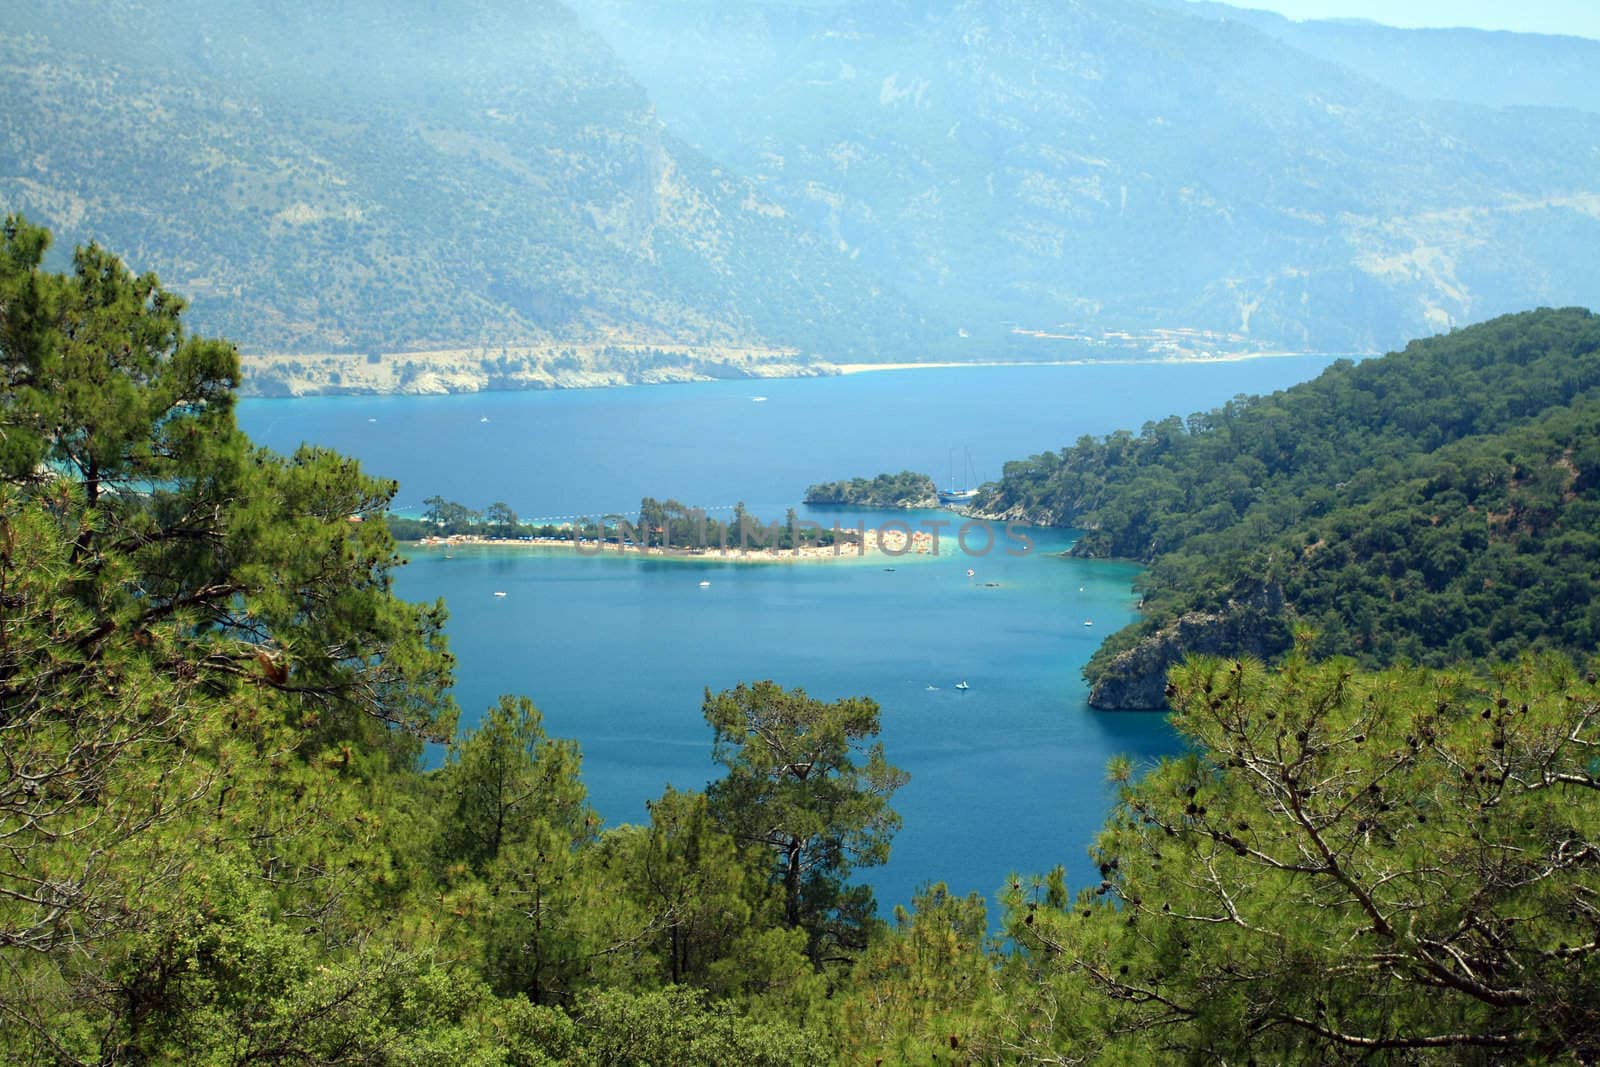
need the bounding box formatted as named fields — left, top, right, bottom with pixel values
left=493, top=591, right=507, bottom=598
left=698, top=580, right=711, bottom=587
left=955, top=681, right=970, bottom=691
left=751, top=396, right=768, bottom=403
left=1083, top=619, right=1093, bottom=627
left=939, top=446, right=982, bottom=505
left=480, top=416, right=490, bottom=423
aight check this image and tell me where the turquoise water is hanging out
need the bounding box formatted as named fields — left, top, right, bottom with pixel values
left=243, top=359, right=1343, bottom=522
left=239, top=357, right=1343, bottom=912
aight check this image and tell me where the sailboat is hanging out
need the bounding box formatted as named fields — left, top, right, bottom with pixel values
left=938, top=446, right=981, bottom=506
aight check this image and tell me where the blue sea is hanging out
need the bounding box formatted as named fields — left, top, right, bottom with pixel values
left=240, top=357, right=1343, bottom=914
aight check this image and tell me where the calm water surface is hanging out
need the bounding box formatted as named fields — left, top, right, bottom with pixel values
left=240, top=358, right=1343, bottom=913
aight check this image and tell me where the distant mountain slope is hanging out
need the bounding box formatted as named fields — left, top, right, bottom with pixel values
left=583, top=0, right=1600, bottom=354
left=0, top=0, right=937, bottom=367
left=970, top=308, right=1600, bottom=707
left=6, top=0, right=1599, bottom=386
left=1152, top=0, right=1600, bottom=114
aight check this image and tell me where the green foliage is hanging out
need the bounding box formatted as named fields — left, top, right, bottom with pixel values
left=601, top=787, right=761, bottom=989
left=485, top=501, right=518, bottom=537
left=837, top=884, right=996, bottom=1064
left=435, top=696, right=628, bottom=1006
left=424, top=494, right=483, bottom=531
left=1280, top=401, right=1600, bottom=664
left=1, top=214, right=457, bottom=747
left=438, top=695, right=591, bottom=872
left=16, top=221, right=1600, bottom=1063
left=976, top=309, right=1600, bottom=686
left=89, top=860, right=502, bottom=1065
left=803, top=470, right=939, bottom=508
left=0, top=220, right=850, bottom=1060
left=0, top=218, right=460, bottom=1058
left=704, top=681, right=909, bottom=964
left=996, top=654, right=1600, bottom=1061
left=537, top=986, right=830, bottom=1066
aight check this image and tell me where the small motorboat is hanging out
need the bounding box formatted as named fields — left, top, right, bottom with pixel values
left=493, top=591, right=507, bottom=598
left=955, top=681, right=970, bottom=691
left=698, top=580, right=711, bottom=587
left=1083, top=619, right=1093, bottom=627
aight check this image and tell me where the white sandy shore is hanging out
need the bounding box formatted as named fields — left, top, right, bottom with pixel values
left=831, top=351, right=1336, bottom=374
left=410, top=528, right=946, bottom=563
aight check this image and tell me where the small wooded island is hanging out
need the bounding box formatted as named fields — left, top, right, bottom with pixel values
left=803, top=470, right=939, bottom=508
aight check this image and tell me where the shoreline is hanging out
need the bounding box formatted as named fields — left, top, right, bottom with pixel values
left=832, top=350, right=1348, bottom=375
left=240, top=349, right=1357, bottom=399
left=407, top=528, right=948, bottom=564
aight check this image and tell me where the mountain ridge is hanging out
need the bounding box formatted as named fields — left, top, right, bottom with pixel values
left=1147, top=0, right=1600, bottom=113
left=4, top=0, right=1599, bottom=393
left=582, top=0, right=1600, bottom=356
left=0, top=0, right=945, bottom=387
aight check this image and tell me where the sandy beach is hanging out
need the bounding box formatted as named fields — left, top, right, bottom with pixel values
left=409, top=526, right=947, bottom=563
left=832, top=350, right=1332, bottom=375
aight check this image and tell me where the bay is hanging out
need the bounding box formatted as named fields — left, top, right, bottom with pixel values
left=239, top=357, right=1344, bottom=913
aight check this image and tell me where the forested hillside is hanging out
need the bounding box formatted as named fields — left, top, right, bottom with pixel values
left=5, top=222, right=1600, bottom=1062
left=973, top=308, right=1600, bottom=706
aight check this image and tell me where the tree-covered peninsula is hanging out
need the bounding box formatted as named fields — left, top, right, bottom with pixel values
left=388, top=497, right=858, bottom=554
left=803, top=470, right=939, bottom=508
left=6, top=221, right=1599, bottom=1062
left=972, top=308, right=1600, bottom=707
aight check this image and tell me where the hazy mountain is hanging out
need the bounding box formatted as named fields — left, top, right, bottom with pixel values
left=582, top=0, right=1600, bottom=354
left=0, top=0, right=937, bottom=366
left=3, top=0, right=1598, bottom=382
left=1150, top=0, right=1600, bottom=114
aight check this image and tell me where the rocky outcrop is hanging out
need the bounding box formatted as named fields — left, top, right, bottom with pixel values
left=1087, top=580, right=1293, bottom=710
left=963, top=499, right=1074, bottom=527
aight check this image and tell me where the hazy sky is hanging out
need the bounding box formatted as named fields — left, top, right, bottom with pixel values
left=1231, top=0, right=1600, bottom=39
